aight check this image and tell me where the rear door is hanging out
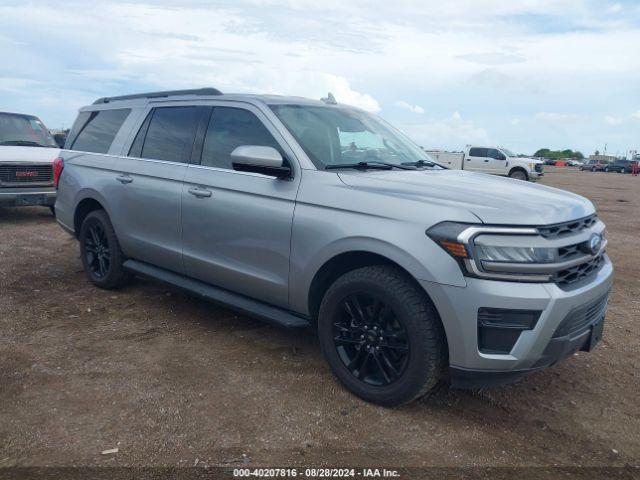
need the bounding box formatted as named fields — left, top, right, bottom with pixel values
left=465, top=147, right=489, bottom=173
left=109, top=104, right=207, bottom=273
left=181, top=103, right=300, bottom=308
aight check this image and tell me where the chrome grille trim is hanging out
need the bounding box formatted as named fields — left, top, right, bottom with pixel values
left=0, top=164, right=54, bottom=187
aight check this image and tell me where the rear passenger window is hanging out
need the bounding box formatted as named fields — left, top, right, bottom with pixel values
left=138, top=107, right=200, bottom=163
left=469, top=147, right=488, bottom=157
left=201, top=107, right=280, bottom=170
left=70, top=109, right=130, bottom=154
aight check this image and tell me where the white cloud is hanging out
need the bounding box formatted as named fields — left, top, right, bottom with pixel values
left=604, top=115, right=624, bottom=125
left=607, top=3, right=623, bottom=13
left=535, top=112, right=589, bottom=124
left=510, top=118, right=521, bottom=126
left=0, top=0, right=638, bottom=154
left=632, top=111, right=640, bottom=120
left=400, top=111, right=490, bottom=150
left=394, top=100, right=425, bottom=114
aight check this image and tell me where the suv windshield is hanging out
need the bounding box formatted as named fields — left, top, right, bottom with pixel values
left=270, top=104, right=440, bottom=169
left=0, top=112, right=57, bottom=147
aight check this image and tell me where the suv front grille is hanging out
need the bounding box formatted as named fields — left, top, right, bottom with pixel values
left=553, top=254, right=604, bottom=285
left=534, top=163, right=544, bottom=173
left=0, top=164, right=53, bottom=186
left=553, top=292, right=609, bottom=338
left=537, top=214, right=598, bottom=239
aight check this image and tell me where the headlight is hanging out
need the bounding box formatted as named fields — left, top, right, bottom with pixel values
left=426, top=222, right=551, bottom=282
left=475, top=244, right=555, bottom=264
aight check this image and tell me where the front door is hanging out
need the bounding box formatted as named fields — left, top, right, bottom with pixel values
left=181, top=104, right=300, bottom=308
left=485, top=148, right=509, bottom=175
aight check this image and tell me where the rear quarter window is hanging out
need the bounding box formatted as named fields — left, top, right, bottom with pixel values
left=69, top=109, right=131, bottom=154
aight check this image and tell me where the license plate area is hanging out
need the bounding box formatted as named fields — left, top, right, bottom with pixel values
left=16, top=194, right=46, bottom=206
left=586, top=317, right=605, bottom=351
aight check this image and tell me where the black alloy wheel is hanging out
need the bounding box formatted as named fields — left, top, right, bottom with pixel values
left=79, top=209, right=130, bottom=289
left=333, top=293, right=409, bottom=386
left=84, top=221, right=111, bottom=279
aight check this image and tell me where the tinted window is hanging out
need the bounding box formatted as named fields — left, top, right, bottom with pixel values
left=201, top=107, right=280, bottom=170
left=487, top=148, right=505, bottom=160
left=71, top=109, right=130, bottom=153
left=469, top=147, right=488, bottom=157
left=128, top=111, right=153, bottom=157
left=140, top=107, right=200, bottom=162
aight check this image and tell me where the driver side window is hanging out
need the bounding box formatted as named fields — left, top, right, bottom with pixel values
left=200, top=107, right=281, bottom=170
left=487, top=149, right=505, bottom=160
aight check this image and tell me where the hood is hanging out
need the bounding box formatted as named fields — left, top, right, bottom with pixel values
left=514, top=156, right=543, bottom=164
left=337, top=169, right=594, bottom=225
left=0, top=145, right=61, bottom=164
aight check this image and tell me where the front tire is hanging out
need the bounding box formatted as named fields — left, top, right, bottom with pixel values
left=509, top=169, right=528, bottom=181
left=318, top=266, right=447, bottom=406
left=79, top=210, right=129, bottom=289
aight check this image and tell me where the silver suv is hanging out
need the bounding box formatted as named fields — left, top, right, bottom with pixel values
left=54, top=89, right=613, bottom=406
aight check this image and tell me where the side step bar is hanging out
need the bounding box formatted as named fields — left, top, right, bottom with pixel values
left=123, top=260, right=310, bottom=329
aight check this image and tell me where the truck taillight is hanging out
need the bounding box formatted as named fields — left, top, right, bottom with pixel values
left=53, top=157, right=64, bottom=188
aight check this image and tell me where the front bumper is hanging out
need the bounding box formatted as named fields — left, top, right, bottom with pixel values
left=421, top=254, right=613, bottom=387
left=529, top=170, right=543, bottom=181
left=0, top=187, right=56, bottom=207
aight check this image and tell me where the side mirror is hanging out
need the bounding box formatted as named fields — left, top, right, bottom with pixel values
left=231, top=145, right=291, bottom=179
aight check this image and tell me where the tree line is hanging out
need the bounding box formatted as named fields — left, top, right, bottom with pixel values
left=534, top=148, right=584, bottom=160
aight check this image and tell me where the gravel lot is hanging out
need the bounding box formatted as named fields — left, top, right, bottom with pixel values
left=1, top=168, right=638, bottom=469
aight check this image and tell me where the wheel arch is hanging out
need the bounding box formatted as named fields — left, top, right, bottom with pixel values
left=508, top=166, right=529, bottom=180
left=73, top=193, right=108, bottom=238
left=306, top=250, right=445, bottom=333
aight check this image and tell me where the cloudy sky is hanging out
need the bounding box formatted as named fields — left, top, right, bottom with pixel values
left=1, top=0, right=639, bottom=156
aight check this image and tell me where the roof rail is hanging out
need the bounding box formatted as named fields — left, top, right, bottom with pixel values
left=93, top=88, right=223, bottom=105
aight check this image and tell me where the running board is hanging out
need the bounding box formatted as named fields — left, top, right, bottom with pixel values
left=123, top=260, right=310, bottom=329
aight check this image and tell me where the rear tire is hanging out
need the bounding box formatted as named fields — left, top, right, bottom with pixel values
left=318, top=265, right=447, bottom=406
left=79, top=210, right=130, bottom=289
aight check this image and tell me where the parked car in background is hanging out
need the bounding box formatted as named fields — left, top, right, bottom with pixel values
left=0, top=111, right=60, bottom=212
left=605, top=159, right=637, bottom=173
left=566, top=159, right=584, bottom=167
left=580, top=159, right=609, bottom=172
left=544, top=159, right=557, bottom=166
left=426, top=146, right=544, bottom=181
left=55, top=89, right=612, bottom=406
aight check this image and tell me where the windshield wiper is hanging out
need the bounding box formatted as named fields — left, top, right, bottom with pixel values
left=325, top=161, right=414, bottom=171
left=0, top=140, right=53, bottom=147
left=401, top=159, right=441, bottom=168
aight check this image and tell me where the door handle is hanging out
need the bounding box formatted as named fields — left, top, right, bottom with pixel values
left=116, top=174, right=133, bottom=184
left=188, top=187, right=212, bottom=198
left=484, top=159, right=489, bottom=162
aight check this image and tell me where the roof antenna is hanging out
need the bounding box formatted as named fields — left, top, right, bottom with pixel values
left=321, top=92, right=337, bottom=104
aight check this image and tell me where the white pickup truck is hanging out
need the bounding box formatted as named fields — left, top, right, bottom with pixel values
left=426, top=146, right=544, bottom=181
left=0, top=111, right=61, bottom=212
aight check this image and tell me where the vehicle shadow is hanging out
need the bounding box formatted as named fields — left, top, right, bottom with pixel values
left=0, top=206, right=55, bottom=224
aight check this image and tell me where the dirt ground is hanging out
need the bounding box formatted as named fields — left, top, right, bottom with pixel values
left=0, top=168, right=638, bottom=469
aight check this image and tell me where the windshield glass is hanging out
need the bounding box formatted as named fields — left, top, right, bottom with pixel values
left=270, top=104, right=440, bottom=169
left=0, top=112, right=57, bottom=147
left=500, top=148, right=516, bottom=157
